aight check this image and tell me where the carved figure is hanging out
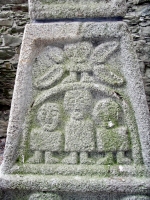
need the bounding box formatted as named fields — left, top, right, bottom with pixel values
left=93, top=99, right=131, bottom=164
left=28, top=103, right=63, bottom=164
left=63, top=41, right=122, bottom=85
left=33, top=41, right=123, bottom=93
left=31, top=41, right=128, bottom=165
left=33, top=46, right=64, bottom=89
left=62, top=89, right=95, bottom=164
left=90, top=41, right=125, bottom=86
left=63, top=41, right=93, bottom=83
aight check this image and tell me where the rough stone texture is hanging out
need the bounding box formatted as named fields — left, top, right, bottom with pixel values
left=0, top=1, right=150, bottom=141
left=0, top=176, right=150, bottom=199
left=29, top=0, right=127, bottom=20
left=0, top=0, right=149, bottom=199
left=124, top=0, right=150, bottom=111
left=0, top=190, right=150, bottom=200
left=122, top=196, right=150, bottom=200
left=0, top=138, right=5, bottom=165
left=29, top=193, right=62, bottom=200
left=0, top=0, right=29, bottom=138
left=0, top=0, right=27, bottom=3
left=0, top=23, right=150, bottom=199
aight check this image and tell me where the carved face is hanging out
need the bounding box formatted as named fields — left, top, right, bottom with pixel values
left=93, top=99, right=120, bottom=128
left=37, top=103, right=60, bottom=130
left=64, top=42, right=92, bottom=64
left=64, top=90, right=92, bottom=120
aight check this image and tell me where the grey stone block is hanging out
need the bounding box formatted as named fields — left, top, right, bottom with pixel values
left=121, top=196, right=150, bottom=200
left=1, top=34, right=22, bottom=47
left=28, top=0, right=127, bottom=20
left=29, top=193, right=62, bottom=200
left=0, top=19, right=13, bottom=27
left=0, top=47, right=15, bottom=59
left=0, top=0, right=27, bottom=4
left=0, top=22, right=150, bottom=197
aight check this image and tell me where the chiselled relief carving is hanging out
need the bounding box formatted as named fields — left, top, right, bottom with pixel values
left=28, top=103, right=63, bottom=164
left=33, top=46, right=64, bottom=90
left=93, top=99, right=131, bottom=165
left=23, top=39, right=142, bottom=166
left=62, top=89, right=95, bottom=164
left=63, top=42, right=93, bottom=83
left=91, top=41, right=125, bottom=86
left=33, top=41, right=123, bottom=89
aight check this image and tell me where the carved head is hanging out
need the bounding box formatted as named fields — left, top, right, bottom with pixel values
left=93, top=99, right=120, bottom=128
left=37, top=103, right=60, bottom=130
left=64, top=89, right=92, bottom=120
left=64, top=41, right=92, bottom=64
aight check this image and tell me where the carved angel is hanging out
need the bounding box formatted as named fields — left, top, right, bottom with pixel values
left=33, top=46, right=64, bottom=89
left=33, top=41, right=125, bottom=90
left=90, top=41, right=125, bottom=86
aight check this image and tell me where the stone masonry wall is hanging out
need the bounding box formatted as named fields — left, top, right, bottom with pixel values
left=0, top=0, right=29, bottom=138
left=124, top=0, right=150, bottom=111
left=0, top=0, right=149, bottom=140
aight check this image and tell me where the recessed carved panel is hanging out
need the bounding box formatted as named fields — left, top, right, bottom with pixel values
left=19, top=39, right=142, bottom=170
left=1, top=23, right=149, bottom=182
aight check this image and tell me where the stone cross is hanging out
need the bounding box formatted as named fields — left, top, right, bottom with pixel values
left=0, top=0, right=150, bottom=199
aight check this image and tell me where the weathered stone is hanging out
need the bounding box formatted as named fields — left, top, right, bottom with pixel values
left=0, top=0, right=27, bottom=3
left=0, top=120, right=8, bottom=138
left=1, top=34, right=22, bottom=47
left=1, top=191, right=150, bottom=200
left=135, top=0, right=150, bottom=4
left=11, top=25, right=25, bottom=33
left=123, top=0, right=150, bottom=113
left=29, top=0, right=127, bottom=20
left=29, top=193, right=62, bottom=200
left=12, top=4, right=28, bottom=12
left=141, top=26, right=150, bottom=37
left=0, top=38, right=2, bottom=45
left=0, top=1, right=29, bottom=140
left=0, top=11, right=14, bottom=18
left=0, top=19, right=13, bottom=27
left=145, top=68, right=150, bottom=78
left=0, top=22, right=150, bottom=197
left=0, top=0, right=150, bottom=198
left=140, top=21, right=150, bottom=27
left=138, top=5, right=150, bottom=17
left=121, top=196, right=150, bottom=200
left=0, top=47, right=15, bottom=59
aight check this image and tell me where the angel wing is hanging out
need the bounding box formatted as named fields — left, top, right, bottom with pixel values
left=34, top=65, right=64, bottom=89
left=90, top=41, right=119, bottom=64
left=33, top=46, right=64, bottom=89
left=94, top=64, right=125, bottom=86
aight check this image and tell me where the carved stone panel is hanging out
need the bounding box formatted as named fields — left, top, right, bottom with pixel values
left=23, top=38, right=139, bottom=168
left=29, top=0, right=127, bottom=20
left=0, top=22, right=150, bottom=194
